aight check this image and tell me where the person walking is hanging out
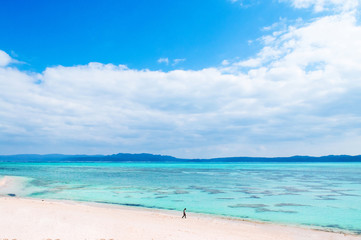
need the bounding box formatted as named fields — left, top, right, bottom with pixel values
left=182, top=208, right=187, bottom=219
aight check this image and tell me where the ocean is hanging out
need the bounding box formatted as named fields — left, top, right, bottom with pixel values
left=0, top=161, right=360, bottom=234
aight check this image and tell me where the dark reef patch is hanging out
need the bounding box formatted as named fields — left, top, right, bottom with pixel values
left=256, top=208, right=297, bottom=214
left=173, top=190, right=189, bottom=194
left=274, top=203, right=309, bottom=207
left=280, top=186, right=309, bottom=193
left=155, top=196, right=167, bottom=199
left=187, top=185, right=224, bottom=194
left=316, top=195, right=338, bottom=200
left=228, top=203, right=268, bottom=208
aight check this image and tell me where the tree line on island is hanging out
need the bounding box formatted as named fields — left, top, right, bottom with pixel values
left=0, top=153, right=361, bottom=162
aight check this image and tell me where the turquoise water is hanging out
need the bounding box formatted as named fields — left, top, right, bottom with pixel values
left=1, top=162, right=361, bottom=233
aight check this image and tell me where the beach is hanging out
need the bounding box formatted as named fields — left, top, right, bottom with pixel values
left=1, top=162, right=361, bottom=235
left=0, top=197, right=360, bottom=240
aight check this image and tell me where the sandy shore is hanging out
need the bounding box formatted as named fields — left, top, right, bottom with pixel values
left=0, top=197, right=360, bottom=240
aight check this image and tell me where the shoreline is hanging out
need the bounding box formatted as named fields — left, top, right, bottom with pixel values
left=1, top=196, right=360, bottom=240
left=66, top=198, right=360, bottom=236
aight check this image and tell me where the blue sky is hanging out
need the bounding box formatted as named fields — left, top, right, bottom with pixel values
left=1, top=0, right=311, bottom=71
left=1, top=0, right=361, bottom=158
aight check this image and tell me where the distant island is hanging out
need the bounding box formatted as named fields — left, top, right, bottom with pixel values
left=0, top=153, right=361, bottom=162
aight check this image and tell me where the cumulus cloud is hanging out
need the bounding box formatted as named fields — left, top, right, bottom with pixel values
left=1, top=5, right=361, bottom=157
left=282, top=0, right=360, bottom=12
left=158, top=57, right=186, bottom=66
left=230, top=0, right=260, bottom=8
left=221, top=60, right=230, bottom=66
left=172, top=58, right=186, bottom=66
left=157, top=58, right=169, bottom=65
left=0, top=50, right=12, bottom=67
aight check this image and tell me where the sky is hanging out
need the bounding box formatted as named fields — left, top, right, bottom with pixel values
left=1, top=0, right=361, bottom=158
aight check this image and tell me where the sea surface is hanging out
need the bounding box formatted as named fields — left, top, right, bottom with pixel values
left=1, top=162, right=361, bottom=234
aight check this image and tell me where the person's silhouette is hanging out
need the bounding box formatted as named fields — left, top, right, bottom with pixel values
left=182, top=208, right=187, bottom=219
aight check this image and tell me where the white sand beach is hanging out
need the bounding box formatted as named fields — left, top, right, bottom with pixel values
left=0, top=197, right=360, bottom=240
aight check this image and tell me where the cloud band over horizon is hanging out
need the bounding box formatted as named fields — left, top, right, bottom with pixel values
left=1, top=0, right=361, bottom=158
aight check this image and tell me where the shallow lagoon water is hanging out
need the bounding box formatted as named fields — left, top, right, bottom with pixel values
left=1, top=162, right=361, bottom=233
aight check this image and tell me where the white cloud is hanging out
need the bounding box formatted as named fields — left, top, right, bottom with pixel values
left=1, top=7, right=361, bottom=157
left=236, top=58, right=262, bottom=67
left=158, top=58, right=186, bottom=66
left=283, top=0, right=360, bottom=12
left=230, top=0, right=260, bottom=8
left=172, top=58, right=186, bottom=66
left=221, top=60, right=230, bottom=66
left=157, top=58, right=169, bottom=65
left=0, top=50, right=12, bottom=67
